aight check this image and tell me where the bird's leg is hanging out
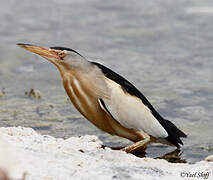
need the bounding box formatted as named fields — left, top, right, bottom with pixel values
left=121, top=136, right=150, bottom=153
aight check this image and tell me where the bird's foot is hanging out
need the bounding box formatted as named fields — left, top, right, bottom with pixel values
left=121, top=137, right=150, bottom=153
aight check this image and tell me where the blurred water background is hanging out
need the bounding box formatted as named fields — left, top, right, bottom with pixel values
left=0, top=0, right=213, bottom=163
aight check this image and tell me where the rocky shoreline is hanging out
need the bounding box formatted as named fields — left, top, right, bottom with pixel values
left=0, top=127, right=212, bottom=180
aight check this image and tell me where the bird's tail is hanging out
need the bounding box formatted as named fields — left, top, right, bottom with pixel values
left=160, top=119, right=187, bottom=148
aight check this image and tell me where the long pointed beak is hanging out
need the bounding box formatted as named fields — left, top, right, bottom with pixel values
left=17, top=43, right=60, bottom=61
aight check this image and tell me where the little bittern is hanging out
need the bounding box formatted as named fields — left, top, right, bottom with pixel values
left=17, top=43, right=187, bottom=152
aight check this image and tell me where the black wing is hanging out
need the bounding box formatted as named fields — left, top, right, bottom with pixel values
left=91, top=62, right=162, bottom=119
left=91, top=62, right=187, bottom=148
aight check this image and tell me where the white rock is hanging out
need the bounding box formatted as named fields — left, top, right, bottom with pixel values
left=0, top=133, right=25, bottom=179
left=0, top=127, right=212, bottom=180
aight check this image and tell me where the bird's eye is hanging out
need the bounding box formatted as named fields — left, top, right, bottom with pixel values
left=58, top=51, right=66, bottom=59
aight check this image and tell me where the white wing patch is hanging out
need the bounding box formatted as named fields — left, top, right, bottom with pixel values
left=101, top=77, right=168, bottom=138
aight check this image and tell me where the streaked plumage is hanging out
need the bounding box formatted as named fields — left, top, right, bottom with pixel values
left=17, top=43, right=187, bottom=152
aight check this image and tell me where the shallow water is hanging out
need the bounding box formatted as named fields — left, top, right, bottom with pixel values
left=0, top=0, right=213, bottom=163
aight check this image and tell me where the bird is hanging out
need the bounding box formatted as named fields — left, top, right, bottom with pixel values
left=17, top=43, right=187, bottom=153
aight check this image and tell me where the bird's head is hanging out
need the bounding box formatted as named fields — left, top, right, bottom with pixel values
left=17, top=43, right=87, bottom=72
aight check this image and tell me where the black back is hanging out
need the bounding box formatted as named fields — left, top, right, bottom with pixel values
left=92, top=62, right=187, bottom=148
left=92, top=62, right=162, bottom=119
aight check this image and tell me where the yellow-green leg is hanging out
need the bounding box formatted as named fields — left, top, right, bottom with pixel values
left=121, top=136, right=150, bottom=153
